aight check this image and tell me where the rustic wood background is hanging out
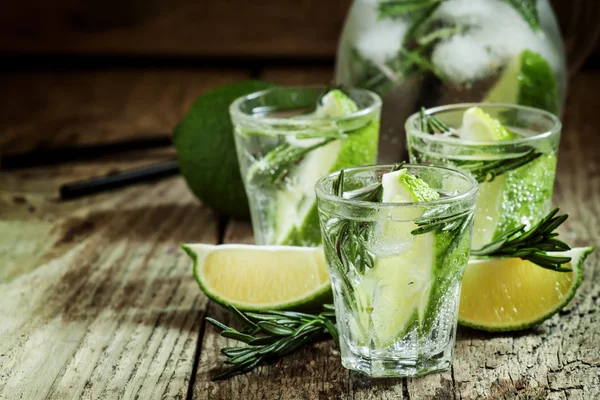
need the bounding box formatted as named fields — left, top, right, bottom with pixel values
left=1, top=1, right=599, bottom=399
left=1, top=0, right=600, bottom=71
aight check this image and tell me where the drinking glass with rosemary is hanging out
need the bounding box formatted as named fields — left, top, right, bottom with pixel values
left=230, top=86, right=381, bottom=246
left=405, top=103, right=561, bottom=250
left=315, top=164, right=478, bottom=377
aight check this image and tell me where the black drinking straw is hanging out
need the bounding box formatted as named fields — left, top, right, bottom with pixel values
left=59, top=160, right=180, bottom=200
left=1, top=135, right=172, bottom=169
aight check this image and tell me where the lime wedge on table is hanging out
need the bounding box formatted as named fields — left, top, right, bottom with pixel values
left=182, top=244, right=331, bottom=311
left=485, top=49, right=560, bottom=115
left=271, top=89, right=378, bottom=246
left=352, top=169, right=456, bottom=347
left=459, top=247, right=594, bottom=331
left=458, top=107, right=556, bottom=249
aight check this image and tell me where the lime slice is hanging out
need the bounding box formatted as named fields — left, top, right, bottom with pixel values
left=381, top=168, right=440, bottom=203
left=458, top=107, right=514, bottom=249
left=485, top=49, right=560, bottom=115
left=458, top=106, right=558, bottom=249
left=274, top=90, right=379, bottom=246
left=353, top=169, right=440, bottom=347
left=316, top=89, right=359, bottom=117
left=459, top=247, right=594, bottom=331
left=459, top=106, right=515, bottom=141
left=182, top=244, right=331, bottom=311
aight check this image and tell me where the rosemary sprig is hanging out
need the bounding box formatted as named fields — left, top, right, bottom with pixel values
left=206, top=305, right=337, bottom=380
left=419, top=109, right=543, bottom=183
left=471, top=208, right=572, bottom=272
left=420, top=107, right=452, bottom=134
left=457, top=149, right=542, bottom=183
left=247, top=138, right=335, bottom=186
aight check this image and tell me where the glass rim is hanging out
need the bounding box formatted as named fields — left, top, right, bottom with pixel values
left=229, top=85, right=382, bottom=126
left=315, top=163, right=479, bottom=210
left=405, top=103, right=562, bottom=146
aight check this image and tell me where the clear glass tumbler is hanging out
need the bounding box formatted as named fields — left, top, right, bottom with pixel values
left=315, top=164, right=478, bottom=377
left=230, top=86, right=381, bottom=246
left=405, top=103, right=561, bottom=250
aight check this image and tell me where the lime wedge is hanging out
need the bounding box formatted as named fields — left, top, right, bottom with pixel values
left=458, top=107, right=514, bottom=249
left=274, top=90, right=379, bottom=246
left=459, top=106, right=515, bottom=141
left=316, top=89, right=359, bottom=117
left=459, top=247, right=594, bottom=331
left=381, top=168, right=440, bottom=203
left=485, top=49, right=560, bottom=115
left=458, top=106, right=557, bottom=249
left=353, top=169, right=440, bottom=347
left=182, top=244, right=331, bottom=311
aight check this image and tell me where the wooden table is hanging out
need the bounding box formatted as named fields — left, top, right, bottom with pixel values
left=1, top=66, right=599, bottom=400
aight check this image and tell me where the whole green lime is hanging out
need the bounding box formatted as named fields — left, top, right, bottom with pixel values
left=173, top=80, right=275, bottom=218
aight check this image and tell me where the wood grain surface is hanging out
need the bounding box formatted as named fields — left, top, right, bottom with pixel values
left=1, top=67, right=599, bottom=399
left=0, top=69, right=240, bottom=399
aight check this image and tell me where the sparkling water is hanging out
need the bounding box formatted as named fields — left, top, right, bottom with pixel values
left=408, top=126, right=558, bottom=249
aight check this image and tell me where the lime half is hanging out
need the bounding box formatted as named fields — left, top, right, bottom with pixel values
left=183, top=243, right=331, bottom=311
left=459, top=247, right=593, bottom=331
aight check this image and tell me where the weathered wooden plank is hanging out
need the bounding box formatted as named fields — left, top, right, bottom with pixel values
left=0, top=69, right=249, bottom=399
left=0, top=0, right=350, bottom=58
left=260, top=67, right=335, bottom=86
left=0, top=0, right=598, bottom=71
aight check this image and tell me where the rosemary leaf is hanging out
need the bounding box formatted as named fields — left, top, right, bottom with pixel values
left=230, top=306, right=261, bottom=333
left=206, top=317, right=230, bottom=332
left=221, top=330, right=256, bottom=343
left=257, top=321, right=296, bottom=336
left=225, top=349, right=261, bottom=365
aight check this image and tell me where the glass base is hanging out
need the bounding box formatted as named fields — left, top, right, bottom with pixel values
left=342, top=353, right=451, bottom=378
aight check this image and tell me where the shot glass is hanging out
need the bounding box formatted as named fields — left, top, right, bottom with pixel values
left=315, top=164, right=478, bottom=377
left=230, top=86, right=381, bottom=246
left=405, top=103, right=561, bottom=250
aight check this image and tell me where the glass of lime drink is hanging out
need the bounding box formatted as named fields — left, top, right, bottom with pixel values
left=315, top=164, right=478, bottom=377
left=230, top=86, right=381, bottom=246
left=405, top=104, right=561, bottom=250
